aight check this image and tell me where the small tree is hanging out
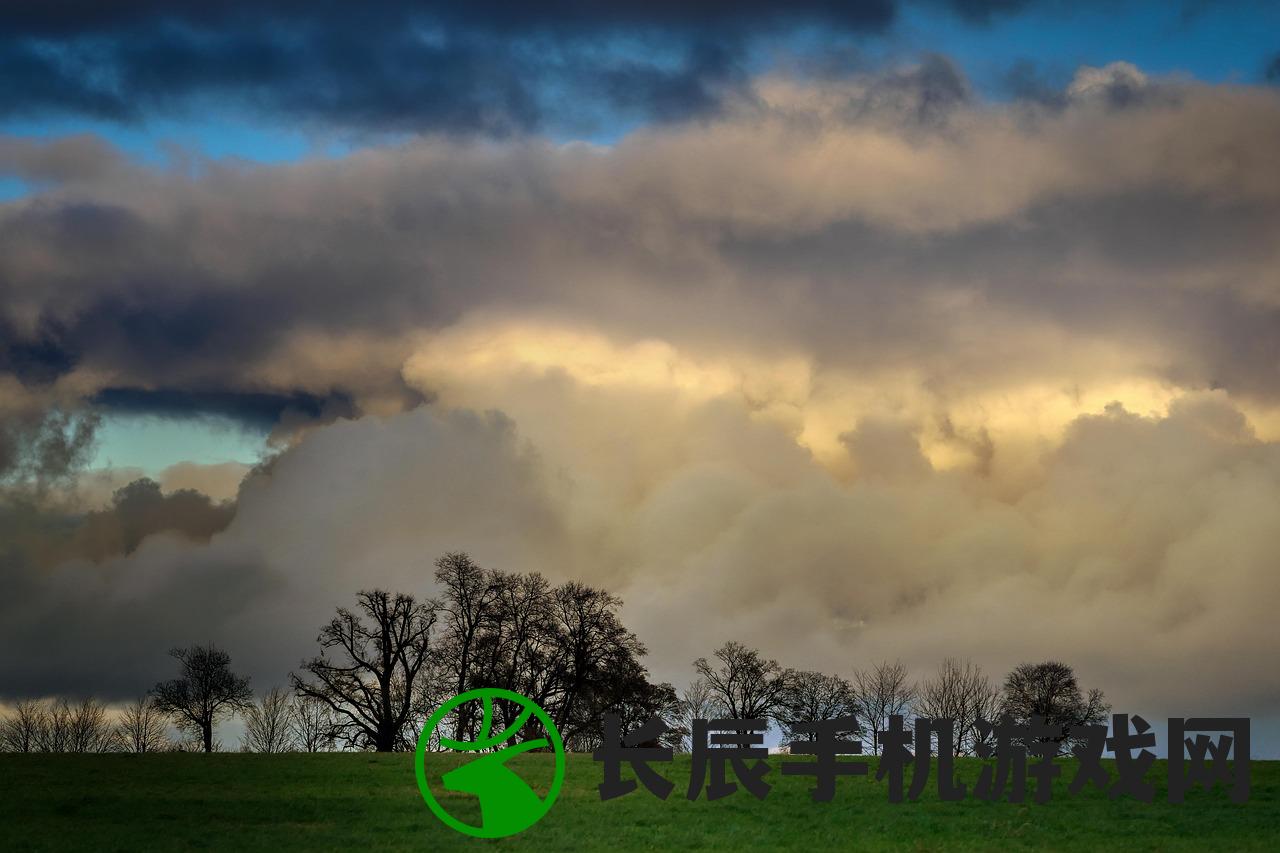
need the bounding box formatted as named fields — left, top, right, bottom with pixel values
left=0, top=699, right=45, bottom=753
left=672, top=678, right=721, bottom=752
left=152, top=644, right=253, bottom=753
left=291, top=695, right=338, bottom=753
left=852, top=660, right=916, bottom=755
left=242, top=687, right=296, bottom=753
left=693, top=641, right=793, bottom=722
left=292, top=589, right=439, bottom=752
left=117, top=696, right=171, bottom=753
left=915, top=658, right=1001, bottom=756
left=34, top=698, right=72, bottom=753
left=67, top=697, right=118, bottom=753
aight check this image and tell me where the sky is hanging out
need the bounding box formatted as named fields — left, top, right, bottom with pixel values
left=2, top=0, right=1280, bottom=754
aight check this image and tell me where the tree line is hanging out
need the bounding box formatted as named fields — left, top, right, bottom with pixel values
left=678, top=642, right=1108, bottom=756
left=0, top=552, right=1108, bottom=755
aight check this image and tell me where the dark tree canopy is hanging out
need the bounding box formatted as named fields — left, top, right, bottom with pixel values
left=432, top=553, right=669, bottom=751
left=776, top=669, right=858, bottom=743
left=152, top=643, right=252, bottom=753
left=291, top=589, right=439, bottom=752
left=1001, top=660, right=1109, bottom=752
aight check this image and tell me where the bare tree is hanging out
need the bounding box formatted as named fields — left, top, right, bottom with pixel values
left=291, top=695, right=338, bottom=753
left=915, top=658, right=1001, bottom=756
left=693, top=641, right=793, bottom=722
left=117, top=696, right=171, bottom=753
left=68, top=697, right=118, bottom=753
left=671, top=678, right=720, bottom=752
left=1001, top=660, right=1109, bottom=754
left=434, top=553, right=501, bottom=741
left=544, top=581, right=656, bottom=746
left=34, top=698, right=72, bottom=752
left=852, top=660, right=916, bottom=754
left=777, top=670, right=858, bottom=744
left=152, top=644, right=253, bottom=753
left=242, top=687, right=296, bottom=753
left=0, top=699, right=46, bottom=753
left=292, top=589, right=439, bottom=752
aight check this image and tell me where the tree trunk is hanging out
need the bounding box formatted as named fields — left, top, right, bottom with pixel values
left=203, top=722, right=214, bottom=753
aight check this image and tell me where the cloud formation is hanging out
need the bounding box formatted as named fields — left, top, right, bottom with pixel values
left=1, top=60, right=1279, bottom=747
left=0, top=0, right=1134, bottom=133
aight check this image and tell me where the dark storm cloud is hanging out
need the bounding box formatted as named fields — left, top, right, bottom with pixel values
left=0, top=0, right=1098, bottom=133
left=1, top=61, right=1278, bottom=423
left=0, top=192, right=433, bottom=421
left=0, top=1, right=899, bottom=39
left=0, top=317, right=78, bottom=387
left=90, top=388, right=358, bottom=430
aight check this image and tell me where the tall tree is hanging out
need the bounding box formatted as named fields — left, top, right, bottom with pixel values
left=152, top=644, right=253, bottom=753
left=852, top=660, right=916, bottom=755
left=292, top=589, right=439, bottom=752
left=430, top=560, right=664, bottom=750
left=914, top=658, right=1001, bottom=756
left=546, top=581, right=652, bottom=743
left=242, top=687, right=296, bottom=753
left=433, top=552, right=501, bottom=741
left=117, top=696, right=171, bottom=753
left=1001, top=660, right=1109, bottom=753
left=693, top=641, right=793, bottom=722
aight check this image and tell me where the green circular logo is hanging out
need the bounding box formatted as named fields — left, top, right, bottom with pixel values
left=414, top=688, right=565, bottom=838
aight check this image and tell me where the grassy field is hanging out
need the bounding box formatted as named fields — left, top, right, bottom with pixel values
left=0, top=753, right=1273, bottom=851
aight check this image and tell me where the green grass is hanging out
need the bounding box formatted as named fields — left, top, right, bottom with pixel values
left=0, top=754, right=1273, bottom=851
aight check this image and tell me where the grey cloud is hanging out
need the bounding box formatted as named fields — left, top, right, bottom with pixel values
left=0, top=67, right=1277, bottom=418
left=5, top=390, right=1279, bottom=753
left=0, top=407, right=567, bottom=699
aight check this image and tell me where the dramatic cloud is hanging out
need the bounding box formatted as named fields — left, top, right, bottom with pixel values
left=3, top=63, right=1279, bottom=433
left=3, top=391, right=1278, bottom=751
left=2, top=60, right=1279, bottom=748
left=0, top=0, right=1126, bottom=133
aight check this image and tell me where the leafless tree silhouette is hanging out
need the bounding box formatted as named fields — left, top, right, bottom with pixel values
left=290, top=695, right=338, bottom=752
left=852, top=660, right=916, bottom=755
left=117, top=695, right=171, bottom=753
left=242, top=686, right=296, bottom=753
left=291, top=589, right=439, bottom=752
left=693, top=641, right=793, bottom=722
left=0, top=699, right=45, bottom=752
left=152, top=644, right=253, bottom=753
left=915, top=658, right=1001, bottom=755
